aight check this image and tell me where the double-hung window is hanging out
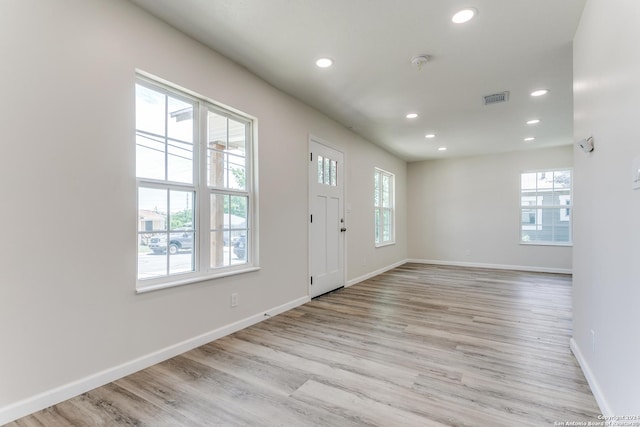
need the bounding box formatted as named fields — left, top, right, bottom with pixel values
left=520, top=169, right=572, bottom=245
left=136, top=76, right=255, bottom=292
left=374, top=168, right=395, bottom=246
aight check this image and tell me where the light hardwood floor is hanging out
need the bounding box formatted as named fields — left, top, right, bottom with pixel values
left=8, top=264, right=601, bottom=426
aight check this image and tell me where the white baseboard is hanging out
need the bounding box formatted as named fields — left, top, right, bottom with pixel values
left=407, top=258, right=572, bottom=275
left=346, top=260, right=407, bottom=287
left=569, top=338, right=611, bottom=417
left=0, top=295, right=310, bottom=425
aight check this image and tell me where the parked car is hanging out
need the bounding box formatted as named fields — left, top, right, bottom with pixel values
left=232, top=235, right=246, bottom=260
left=148, top=229, right=193, bottom=254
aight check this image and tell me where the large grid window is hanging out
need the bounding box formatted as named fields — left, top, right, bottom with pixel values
left=520, top=169, right=572, bottom=245
left=136, top=77, right=255, bottom=291
left=374, top=168, right=395, bottom=246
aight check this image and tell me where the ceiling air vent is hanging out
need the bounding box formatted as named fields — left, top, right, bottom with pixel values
left=483, top=91, right=510, bottom=105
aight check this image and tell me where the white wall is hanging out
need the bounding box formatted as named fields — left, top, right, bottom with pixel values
left=572, top=0, right=640, bottom=415
left=345, top=145, right=407, bottom=283
left=407, top=146, right=573, bottom=272
left=0, top=0, right=406, bottom=421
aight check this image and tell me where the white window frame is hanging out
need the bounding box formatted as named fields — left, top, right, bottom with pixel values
left=374, top=167, right=395, bottom=247
left=519, top=168, right=572, bottom=246
left=136, top=74, right=258, bottom=293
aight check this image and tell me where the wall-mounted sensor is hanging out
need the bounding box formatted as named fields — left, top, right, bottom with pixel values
left=578, top=136, right=594, bottom=153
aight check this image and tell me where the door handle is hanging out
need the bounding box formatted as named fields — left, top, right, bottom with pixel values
left=340, top=228, right=347, bottom=232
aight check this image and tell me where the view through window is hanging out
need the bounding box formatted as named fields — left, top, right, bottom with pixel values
left=520, top=169, right=572, bottom=245
left=374, top=168, right=395, bottom=246
left=136, top=77, right=254, bottom=290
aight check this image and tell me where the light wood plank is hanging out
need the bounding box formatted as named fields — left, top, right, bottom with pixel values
left=8, top=264, right=601, bottom=426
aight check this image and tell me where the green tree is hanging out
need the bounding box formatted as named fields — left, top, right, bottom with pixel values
left=225, top=167, right=247, bottom=218
left=231, top=166, right=246, bottom=189
left=170, top=209, right=193, bottom=229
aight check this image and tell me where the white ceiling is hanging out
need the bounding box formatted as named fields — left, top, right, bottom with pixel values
left=129, top=0, right=585, bottom=162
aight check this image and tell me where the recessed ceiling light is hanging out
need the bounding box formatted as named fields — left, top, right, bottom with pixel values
left=315, top=57, right=333, bottom=68
left=527, top=119, right=541, bottom=125
left=531, top=89, right=549, bottom=97
left=438, top=147, right=447, bottom=151
left=406, top=113, right=418, bottom=119
left=425, top=133, right=436, bottom=139
left=452, top=8, right=477, bottom=24
left=524, top=137, right=536, bottom=142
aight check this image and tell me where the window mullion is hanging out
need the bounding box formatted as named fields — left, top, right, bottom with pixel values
left=245, top=123, right=252, bottom=193
left=164, top=95, right=169, bottom=182
left=164, top=188, right=171, bottom=276
left=198, top=100, right=209, bottom=274
left=225, top=119, right=230, bottom=189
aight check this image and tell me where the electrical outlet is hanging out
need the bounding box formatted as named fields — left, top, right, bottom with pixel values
left=231, top=293, right=238, bottom=308
left=591, top=329, right=596, bottom=353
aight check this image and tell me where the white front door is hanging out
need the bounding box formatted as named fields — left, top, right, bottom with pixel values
left=309, top=139, right=345, bottom=298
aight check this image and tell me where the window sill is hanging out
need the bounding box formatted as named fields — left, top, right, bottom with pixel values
left=520, top=242, right=573, bottom=247
left=375, top=241, right=396, bottom=248
left=136, top=266, right=261, bottom=294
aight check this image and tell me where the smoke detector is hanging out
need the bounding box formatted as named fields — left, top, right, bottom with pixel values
left=411, top=55, right=430, bottom=70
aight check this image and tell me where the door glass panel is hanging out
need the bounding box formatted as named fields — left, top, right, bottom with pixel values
left=317, top=155, right=339, bottom=187
left=324, top=158, right=330, bottom=185
left=317, top=156, right=324, bottom=184
left=330, top=160, right=337, bottom=186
